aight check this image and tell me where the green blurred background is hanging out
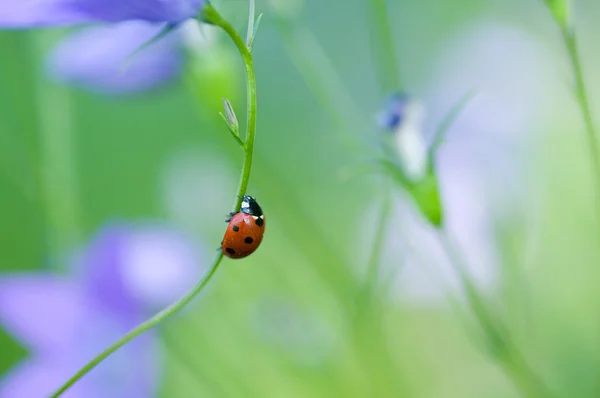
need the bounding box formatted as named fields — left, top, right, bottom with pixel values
left=1, top=0, right=600, bottom=396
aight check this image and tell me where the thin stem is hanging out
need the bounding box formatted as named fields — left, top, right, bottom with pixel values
left=50, top=251, right=223, bottom=398
left=160, top=326, right=229, bottom=398
left=274, top=18, right=364, bottom=133
left=32, top=31, right=83, bottom=261
left=50, top=4, right=260, bottom=396
left=551, top=12, right=600, bottom=396
left=0, top=32, right=41, bottom=204
left=275, top=12, right=392, bottom=288
left=362, top=0, right=402, bottom=290
left=205, top=3, right=258, bottom=209
left=366, top=0, right=400, bottom=91
left=437, top=229, right=553, bottom=398
left=363, top=181, right=392, bottom=295
left=560, top=28, right=600, bottom=233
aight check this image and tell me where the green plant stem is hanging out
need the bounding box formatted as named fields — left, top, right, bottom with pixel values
left=274, top=17, right=363, bottom=132
left=361, top=0, right=400, bottom=296
left=560, top=28, right=600, bottom=233
left=32, top=31, right=82, bottom=261
left=363, top=181, right=392, bottom=295
left=160, top=326, right=229, bottom=398
left=437, top=229, right=552, bottom=398
left=272, top=13, right=391, bottom=292
left=49, top=251, right=223, bottom=398
left=553, top=16, right=600, bottom=396
left=366, top=0, right=400, bottom=91
left=0, top=32, right=41, bottom=204
left=219, top=15, right=257, bottom=210
left=50, top=5, right=259, bottom=396
left=274, top=7, right=403, bottom=392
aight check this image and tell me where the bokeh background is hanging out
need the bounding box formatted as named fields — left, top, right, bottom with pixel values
left=1, top=0, right=600, bottom=396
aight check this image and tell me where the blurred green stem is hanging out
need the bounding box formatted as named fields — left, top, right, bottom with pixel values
left=360, top=0, right=405, bottom=390
left=272, top=11, right=382, bottom=290
left=363, top=181, right=392, bottom=294
left=274, top=16, right=363, bottom=131
left=560, top=24, right=600, bottom=233
left=50, top=251, right=224, bottom=398
left=362, top=0, right=401, bottom=294
left=546, top=7, right=600, bottom=394
left=50, top=3, right=260, bottom=396
left=274, top=9, right=404, bottom=394
left=32, top=32, right=82, bottom=260
left=160, top=327, right=229, bottom=398
left=366, top=0, right=400, bottom=91
left=438, top=230, right=553, bottom=398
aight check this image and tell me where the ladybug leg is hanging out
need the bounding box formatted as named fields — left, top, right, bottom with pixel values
left=225, top=211, right=236, bottom=222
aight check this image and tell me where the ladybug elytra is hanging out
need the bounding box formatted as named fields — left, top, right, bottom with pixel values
left=221, top=195, right=265, bottom=259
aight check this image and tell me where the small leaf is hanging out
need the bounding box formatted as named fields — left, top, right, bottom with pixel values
left=409, top=172, right=444, bottom=227
left=220, top=99, right=244, bottom=148
left=249, top=14, right=264, bottom=50
left=219, top=112, right=244, bottom=149
left=378, top=157, right=444, bottom=227
left=246, top=0, right=256, bottom=48
left=222, top=98, right=239, bottom=133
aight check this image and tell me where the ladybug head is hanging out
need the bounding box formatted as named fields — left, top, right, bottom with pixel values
left=240, top=195, right=263, bottom=217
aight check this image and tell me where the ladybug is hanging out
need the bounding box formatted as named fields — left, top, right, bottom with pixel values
left=221, top=195, right=266, bottom=259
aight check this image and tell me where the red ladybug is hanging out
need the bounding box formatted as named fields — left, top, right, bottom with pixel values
left=221, top=195, right=266, bottom=259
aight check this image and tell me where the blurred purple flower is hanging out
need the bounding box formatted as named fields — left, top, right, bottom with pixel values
left=364, top=21, right=559, bottom=305
left=0, top=0, right=204, bottom=28
left=80, top=222, right=204, bottom=312
left=0, top=274, right=157, bottom=398
left=0, top=222, right=203, bottom=398
left=46, top=21, right=186, bottom=95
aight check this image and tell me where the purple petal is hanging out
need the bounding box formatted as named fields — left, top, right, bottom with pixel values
left=117, top=223, right=204, bottom=310
left=0, top=0, right=204, bottom=27
left=0, top=274, right=86, bottom=353
left=0, top=325, right=159, bottom=398
left=46, top=21, right=184, bottom=95
left=77, top=224, right=141, bottom=320
left=79, top=222, right=203, bottom=315
left=0, top=357, right=97, bottom=398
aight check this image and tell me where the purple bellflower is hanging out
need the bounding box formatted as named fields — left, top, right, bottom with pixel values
left=0, top=0, right=207, bottom=94
left=46, top=21, right=186, bottom=95
left=0, top=0, right=205, bottom=28
left=0, top=222, right=203, bottom=398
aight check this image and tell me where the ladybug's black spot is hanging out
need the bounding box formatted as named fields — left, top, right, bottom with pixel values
left=226, top=248, right=236, bottom=255
left=232, top=225, right=240, bottom=232
left=244, top=237, right=254, bottom=244
left=255, top=217, right=264, bottom=227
